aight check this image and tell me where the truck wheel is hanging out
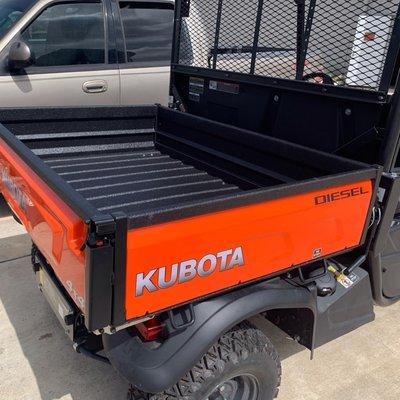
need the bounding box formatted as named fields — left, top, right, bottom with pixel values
left=128, top=321, right=281, bottom=400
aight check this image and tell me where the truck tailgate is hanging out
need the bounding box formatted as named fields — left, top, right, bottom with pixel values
left=125, top=179, right=373, bottom=319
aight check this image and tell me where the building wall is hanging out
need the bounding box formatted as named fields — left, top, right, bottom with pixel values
left=180, top=0, right=399, bottom=83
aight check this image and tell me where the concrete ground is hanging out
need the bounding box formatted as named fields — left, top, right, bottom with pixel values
left=0, top=198, right=400, bottom=400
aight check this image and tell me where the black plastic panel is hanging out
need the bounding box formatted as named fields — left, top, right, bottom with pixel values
left=381, top=220, right=400, bottom=298
left=172, top=70, right=385, bottom=160
left=313, top=266, right=374, bottom=348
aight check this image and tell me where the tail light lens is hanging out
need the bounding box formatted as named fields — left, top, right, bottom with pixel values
left=136, top=317, right=165, bottom=341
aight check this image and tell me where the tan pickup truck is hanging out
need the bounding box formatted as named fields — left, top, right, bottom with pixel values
left=0, top=0, right=174, bottom=107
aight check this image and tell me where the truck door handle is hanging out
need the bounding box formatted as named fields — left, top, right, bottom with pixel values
left=82, top=80, right=108, bottom=94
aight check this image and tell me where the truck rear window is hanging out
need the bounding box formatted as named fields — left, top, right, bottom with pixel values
left=119, top=1, right=174, bottom=67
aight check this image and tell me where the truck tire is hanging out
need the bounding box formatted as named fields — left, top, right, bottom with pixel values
left=128, top=321, right=281, bottom=400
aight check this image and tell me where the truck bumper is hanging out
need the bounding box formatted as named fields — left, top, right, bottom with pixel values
left=33, top=249, right=77, bottom=341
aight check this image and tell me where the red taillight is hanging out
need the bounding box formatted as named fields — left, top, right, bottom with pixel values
left=136, top=317, right=164, bottom=341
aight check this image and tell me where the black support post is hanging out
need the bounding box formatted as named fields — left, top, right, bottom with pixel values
left=171, top=0, right=183, bottom=64
left=381, top=70, right=400, bottom=171
left=297, top=0, right=316, bottom=80
left=212, top=0, right=224, bottom=69
left=379, top=7, right=400, bottom=92
left=250, top=0, right=265, bottom=74
left=295, top=0, right=306, bottom=80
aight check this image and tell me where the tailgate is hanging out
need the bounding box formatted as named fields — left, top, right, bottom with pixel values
left=125, top=175, right=376, bottom=320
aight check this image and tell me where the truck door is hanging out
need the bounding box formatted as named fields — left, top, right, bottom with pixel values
left=116, top=0, right=174, bottom=106
left=375, top=171, right=400, bottom=300
left=0, top=0, right=119, bottom=107
left=370, top=132, right=400, bottom=304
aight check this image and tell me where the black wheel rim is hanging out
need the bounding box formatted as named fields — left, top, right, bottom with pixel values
left=206, top=374, right=259, bottom=400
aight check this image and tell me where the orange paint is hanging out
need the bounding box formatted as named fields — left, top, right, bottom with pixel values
left=0, top=139, right=87, bottom=311
left=0, top=136, right=374, bottom=322
left=125, top=180, right=373, bottom=320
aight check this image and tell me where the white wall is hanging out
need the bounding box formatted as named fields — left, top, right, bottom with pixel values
left=180, top=0, right=399, bottom=82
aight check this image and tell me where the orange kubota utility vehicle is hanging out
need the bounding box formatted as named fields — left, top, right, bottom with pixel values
left=2, top=0, right=400, bottom=399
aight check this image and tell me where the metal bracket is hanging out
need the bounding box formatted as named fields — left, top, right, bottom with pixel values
left=95, top=315, right=155, bottom=335
left=168, top=303, right=195, bottom=331
left=298, top=260, right=328, bottom=284
left=91, top=214, right=116, bottom=236
left=368, top=205, right=383, bottom=228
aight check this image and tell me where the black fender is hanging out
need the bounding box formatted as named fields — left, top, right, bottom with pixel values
left=103, top=278, right=316, bottom=393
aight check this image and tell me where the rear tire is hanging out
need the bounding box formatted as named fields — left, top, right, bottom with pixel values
left=128, top=321, right=281, bottom=400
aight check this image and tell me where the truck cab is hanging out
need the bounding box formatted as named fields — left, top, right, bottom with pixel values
left=0, top=0, right=174, bottom=107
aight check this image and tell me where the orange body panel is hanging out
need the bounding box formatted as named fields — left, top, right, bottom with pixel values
left=126, top=180, right=373, bottom=320
left=0, top=139, right=87, bottom=311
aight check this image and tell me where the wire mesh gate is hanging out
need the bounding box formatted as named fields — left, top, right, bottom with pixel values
left=174, top=0, right=400, bottom=93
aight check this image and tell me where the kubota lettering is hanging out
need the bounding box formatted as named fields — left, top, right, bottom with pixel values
left=136, top=269, right=158, bottom=295
left=179, top=259, right=197, bottom=282
left=135, top=246, right=245, bottom=296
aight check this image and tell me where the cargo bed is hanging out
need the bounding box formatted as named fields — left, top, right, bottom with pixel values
left=1, top=106, right=378, bottom=226
left=0, top=106, right=380, bottom=329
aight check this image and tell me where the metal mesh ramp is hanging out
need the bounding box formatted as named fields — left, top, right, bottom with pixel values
left=176, top=0, right=400, bottom=92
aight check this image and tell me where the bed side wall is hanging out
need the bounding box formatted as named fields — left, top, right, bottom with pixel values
left=124, top=179, right=373, bottom=320
left=0, top=138, right=88, bottom=312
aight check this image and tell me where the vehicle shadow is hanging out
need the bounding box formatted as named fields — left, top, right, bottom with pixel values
left=0, top=234, right=305, bottom=400
left=12, top=72, right=33, bottom=94
left=0, top=234, right=127, bottom=400
left=0, top=195, right=11, bottom=218
left=250, top=314, right=306, bottom=361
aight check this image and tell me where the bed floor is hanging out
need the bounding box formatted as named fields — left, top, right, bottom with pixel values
left=40, top=142, right=243, bottom=217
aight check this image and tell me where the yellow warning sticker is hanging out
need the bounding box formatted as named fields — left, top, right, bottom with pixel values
left=336, top=274, right=354, bottom=289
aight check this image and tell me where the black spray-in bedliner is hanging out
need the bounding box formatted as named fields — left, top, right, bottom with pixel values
left=1, top=105, right=379, bottom=228
left=41, top=145, right=242, bottom=216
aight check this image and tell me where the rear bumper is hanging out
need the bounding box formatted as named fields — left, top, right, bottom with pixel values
left=33, top=249, right=77, bottom=341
